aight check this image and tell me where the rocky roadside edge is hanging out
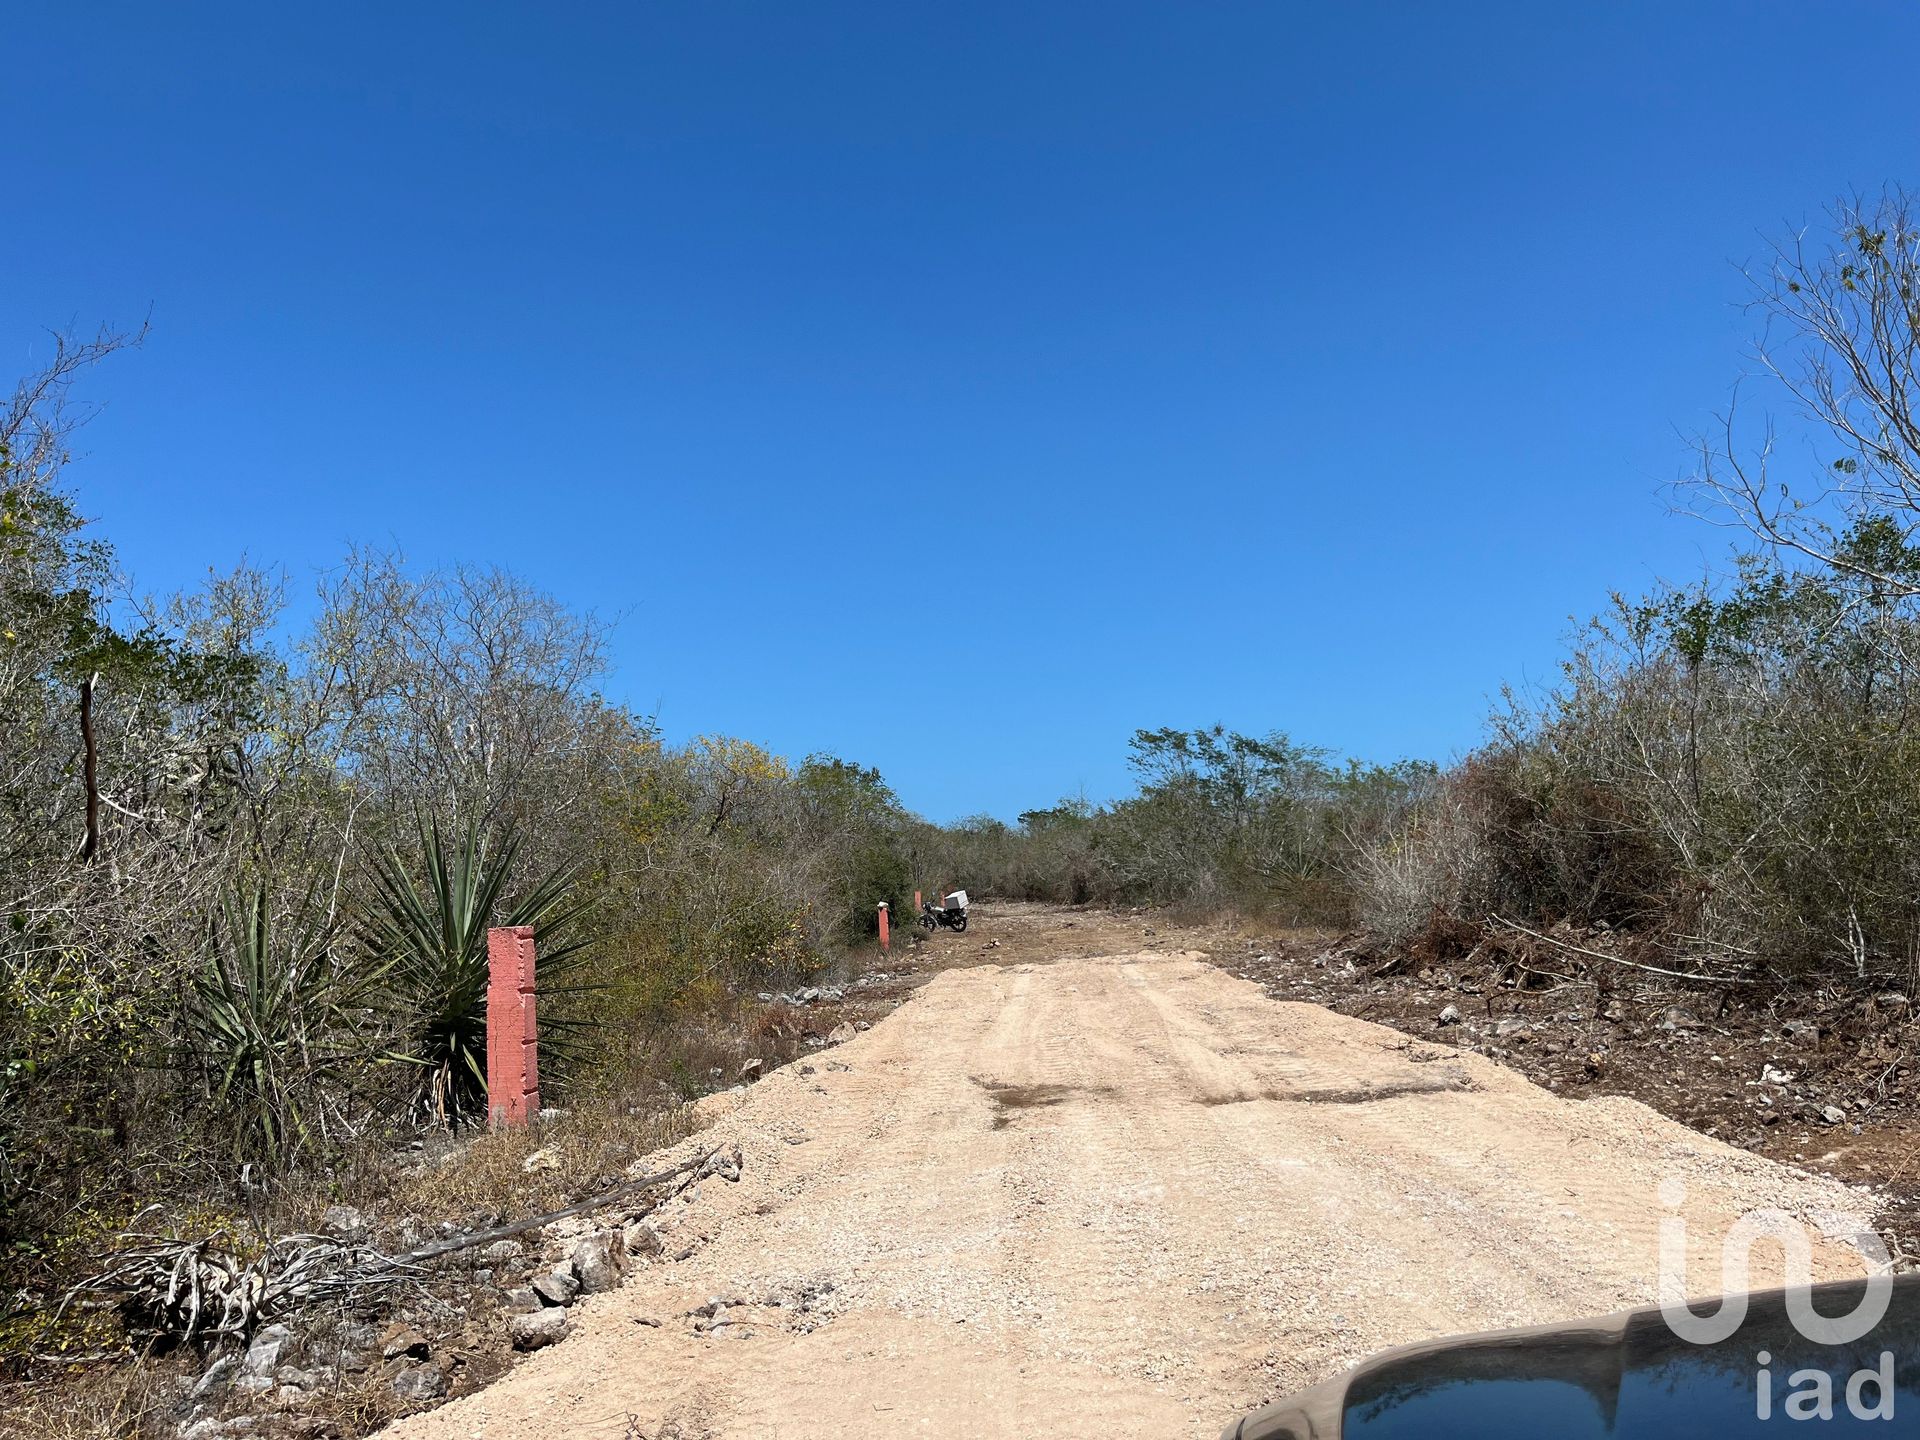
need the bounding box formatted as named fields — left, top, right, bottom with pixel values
left=162, top=1140, right=743, bottom=1440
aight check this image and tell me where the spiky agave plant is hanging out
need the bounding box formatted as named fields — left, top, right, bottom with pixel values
left=185, top=887, right=374, bottom=1162
left=365, top=822, right=595, bottom=1126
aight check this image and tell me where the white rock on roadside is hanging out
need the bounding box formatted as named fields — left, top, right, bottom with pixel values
left=241, top=1323, right=293, bottom=1378
left=569, top=1231, right=626, bottom=1295
left=509, top=1308, right=570, bottom=1350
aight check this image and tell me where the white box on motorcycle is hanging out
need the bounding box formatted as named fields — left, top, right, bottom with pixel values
left=944, top=890, right=968, bottom=910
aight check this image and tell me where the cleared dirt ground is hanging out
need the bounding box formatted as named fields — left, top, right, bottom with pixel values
left=383, top=912, right=1881, bottom=1440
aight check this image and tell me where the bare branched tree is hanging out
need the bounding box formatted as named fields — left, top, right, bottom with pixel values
left=1687, top=190, right=1920, bottom=597
left=306, top=548, right=622, bottom=840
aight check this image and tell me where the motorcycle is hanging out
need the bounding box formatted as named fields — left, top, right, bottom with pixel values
left=920, top=889, right=969, bottom=933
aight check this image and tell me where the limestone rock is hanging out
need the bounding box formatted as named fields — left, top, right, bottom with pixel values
left=390, top=1363, right=448, bottom=1402
left=509, top=1307, right=570, bottom=1350
left=569, top=1231, right=625, bottom=1295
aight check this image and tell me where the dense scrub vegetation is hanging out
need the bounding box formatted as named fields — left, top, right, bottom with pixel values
left=1350, top=541, right=1920, bottom=980
left=0, top=339, right=921, bottom=1352
left=9, top=192, right=1920, bottom=1400
left=1340, top=193, right=1920, bottom=994
left=944, top=195, right=1920, bottom=1000
left=921, top=726, right=1431, bottom=922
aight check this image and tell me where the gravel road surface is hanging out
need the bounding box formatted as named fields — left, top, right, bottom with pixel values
left=383, top=946, right=1877, bottom=1439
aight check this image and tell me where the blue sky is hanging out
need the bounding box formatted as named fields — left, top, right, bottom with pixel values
left=6, top=3, right=1918, bottom=821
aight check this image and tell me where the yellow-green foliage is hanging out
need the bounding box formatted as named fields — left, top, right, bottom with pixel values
left=592, top=733, right=900, bottom=1027
left=0, top=1196, right=238, bottom=1363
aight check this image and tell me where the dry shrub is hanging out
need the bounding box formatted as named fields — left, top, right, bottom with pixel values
left=742, top=1001, right=809, bottom=1052
left=1351, top=770, right=1494, bottom=944
left=1407, top=909, right=1485, bottom=967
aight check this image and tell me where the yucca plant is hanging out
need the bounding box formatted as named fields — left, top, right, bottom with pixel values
left=365, top=822, right=596, bottom=1125
left=184, top=887, right=376, bottom=1163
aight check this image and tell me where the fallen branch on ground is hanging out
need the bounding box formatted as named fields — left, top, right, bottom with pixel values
left=1487, top=915, right=1758, bottom=986
left=368, top=1145, right=733, bottom=1273
left=58, top=1145, right=735, bottom=1349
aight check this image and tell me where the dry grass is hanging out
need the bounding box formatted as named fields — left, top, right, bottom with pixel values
left=397, top=1102, right=696, bottom=1221
left=0, top=1361, right=181, bottom=1440
left=319, top=993, right=831, bottom=1227
left=288, top=1384, right=411, bottom=1439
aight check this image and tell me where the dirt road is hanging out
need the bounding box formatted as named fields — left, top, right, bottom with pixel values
left=385, top=936, right=1879, bottom=1440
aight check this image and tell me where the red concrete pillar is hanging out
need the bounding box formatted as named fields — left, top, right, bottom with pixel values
left=487, top=925, right=539, bottom=1127
left=877, top=901, right=890, bottom=952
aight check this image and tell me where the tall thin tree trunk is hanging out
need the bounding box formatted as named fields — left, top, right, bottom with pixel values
left=78, top=671, right=101, bottom=862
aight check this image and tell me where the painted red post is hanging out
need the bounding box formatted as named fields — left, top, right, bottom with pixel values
left=913, top=889, right=922, bottom=912
left=877, top=901, right=890, bottom=952
left=486, top=924, right=540, bottom=1127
